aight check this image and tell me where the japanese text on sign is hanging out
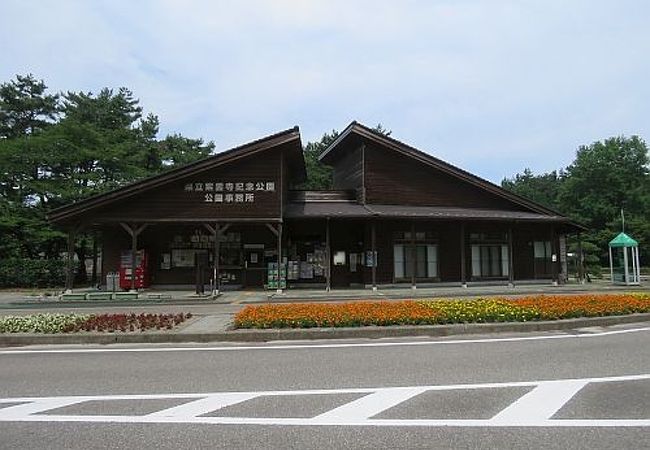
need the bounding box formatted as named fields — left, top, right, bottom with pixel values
left=184, top=181, right=275, bottom=203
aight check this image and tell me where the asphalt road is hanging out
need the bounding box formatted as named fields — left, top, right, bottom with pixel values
left=0, top=323, right=648, bottom=449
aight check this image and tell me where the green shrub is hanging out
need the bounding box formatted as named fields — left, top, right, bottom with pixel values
left=0, top=258, right=66, bottom=288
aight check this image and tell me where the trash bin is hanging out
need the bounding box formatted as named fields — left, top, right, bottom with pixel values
left=106, top=272, right=119, bottom=292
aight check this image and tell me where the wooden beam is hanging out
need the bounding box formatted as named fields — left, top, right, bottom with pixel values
left=508, top=225, right=514, bottom=286
left=266, top=223, right=279, bottom=237
left=326, top=218, right=331, bottom=292
left=91, top=231, right=98, bottom=286
left=410, top=221, right=416, bottom=290
left=371, top=219, right=377, bottom=291
left=119, top=222, right=148, bottom=291
left=577, top=232, right=584, bottom=284
left=551, top=227, right=558, bottom=285
left=277, top=223, right=283, bottom=294
left=211, top=223, right=220, bottom=296
left=460, top=222, right=467, bottom=287
left=65, top=229, right=76, bottom=292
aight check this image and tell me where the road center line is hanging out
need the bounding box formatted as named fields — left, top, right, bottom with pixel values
left=0, top=326, right=648, bottom=355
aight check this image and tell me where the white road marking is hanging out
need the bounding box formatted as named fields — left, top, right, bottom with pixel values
left=1, top=325, right=648, bottom=355
left=0, top=374, right=648, bottom=428
left=314, top=387, right=427, bottom=421
left=490, top=380, right=588, bottom=424
left=146, top=393, right=258, bottom=418
left=0, top=398, right=84, bottom=418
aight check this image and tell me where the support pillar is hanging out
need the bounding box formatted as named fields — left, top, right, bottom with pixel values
left=410, top=221, right=416, bottom=290
left=577, top=232, right=585, bottom=284
left=91, top=231, right=98, bottom=286
left=551, top=227, right=558, bottom=286
left=325, top=218, right=331, bottom=292
left=508, top=225, right=514, bottom=287
left=609, top=246, right=614, bottom=284
left=371, top=219, right=377, bottom=291
left=65, top=229, right=76, bottom=293
left=277, top=223, right=283, bottom=294
left=205, top=223, right=228, bottom=297
left=621, top=247, right=630, bottom=284
left=460, top=222, right=467, bottom=287
left=120, top=223, right=148, bottom=292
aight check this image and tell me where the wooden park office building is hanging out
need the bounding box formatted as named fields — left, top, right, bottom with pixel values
left=50, top=122, right=583, bottom=293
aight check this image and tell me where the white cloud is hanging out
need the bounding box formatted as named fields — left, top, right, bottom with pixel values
left=1, top=0, right=649, bottom=181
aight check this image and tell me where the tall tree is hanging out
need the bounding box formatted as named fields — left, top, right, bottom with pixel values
left=0, top=74, right=59, bottom=139
left=298, top=123, right=391, bottom=190
left=0, top=74, right=216, bottom=284
left=501, top=168, right=563, bottom=211
left=159, top=133, right=215, bottom=167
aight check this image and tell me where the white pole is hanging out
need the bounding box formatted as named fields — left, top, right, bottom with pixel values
left=623, top=247, right=629, bottom=285
left=609, top=246, right=614, bottom=284
left=635, top=246, right=641, bottom=284
left=631, top=246, right=637, bottom=284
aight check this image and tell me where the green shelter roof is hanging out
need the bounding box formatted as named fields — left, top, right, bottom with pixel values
left=609, top=232, right=638, bottom=247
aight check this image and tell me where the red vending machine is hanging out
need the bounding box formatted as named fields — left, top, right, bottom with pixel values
left=119, top=250, right=149, bottom=290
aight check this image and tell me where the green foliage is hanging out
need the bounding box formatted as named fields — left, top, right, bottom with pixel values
left=0, top=258, right=67, bottom=287
left=0, top=73, right=59, bottom=139
left=297, top=123, right=392, bottom=190
left=297, top=130, right=338, bottom=190
left=503, top=135, right=650, bottom=267
left=0, top=74, right=215, bottom=286
left=159, top=133, right=215, bottom=167
left=501, top=168, right=563, bottom=211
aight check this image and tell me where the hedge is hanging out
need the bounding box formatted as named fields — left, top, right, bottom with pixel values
left=0, top=258, right=66, bottom=288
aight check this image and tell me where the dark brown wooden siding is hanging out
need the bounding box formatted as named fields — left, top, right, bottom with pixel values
left=92, top=149, right=283, bottom=222
left=364, top=143, right=528, bottom=210
left=331, top=145, right=363, bottom=191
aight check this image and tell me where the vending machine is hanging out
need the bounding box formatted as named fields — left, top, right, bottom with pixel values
left=119, top=250, right=149, bottom=290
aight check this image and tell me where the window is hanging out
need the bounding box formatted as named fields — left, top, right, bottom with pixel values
left=471, top=244, right=509, bottom=278
left=393, top=244, right=438, bottom=279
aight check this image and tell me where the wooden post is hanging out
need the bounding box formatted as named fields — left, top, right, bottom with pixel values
left=130, top=226, right=138, bottom=291
left=214, top=223, right=220, bottom=295
left=371, top=219, right=377, bottom=291
left=326, top=218, right=331, bottom=292
left=508, top=225, right=514, bottom=287
left=277, top=223, right=283, bottom=294
left=204, top=223, right=220, bottom=296
left=460, top=222, right=467, bottom=287
left=410, top=221, right=416, bottom=290
left=120, top=223, right=148, bottom=292
left=577, top=232, right=584, bottom=284
left=91, top=231, right=98, bottom=286
left=65, top=229, right=76, bottom=292
left=550, top=227, right=559, bottom=285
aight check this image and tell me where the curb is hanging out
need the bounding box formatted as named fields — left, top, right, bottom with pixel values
left=1, top=313, right=649, bottom=347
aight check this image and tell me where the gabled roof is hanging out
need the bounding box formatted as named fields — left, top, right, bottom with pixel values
left=49, top=126, right=305, bottom=224
left=319, top=121, right=580, bottom=225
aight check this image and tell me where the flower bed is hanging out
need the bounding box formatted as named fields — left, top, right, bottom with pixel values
left=233, top=294, right=650, bottom=329
left=0, top=312, right=192, bottom=333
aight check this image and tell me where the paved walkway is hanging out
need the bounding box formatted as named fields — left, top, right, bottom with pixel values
left=1, top=280, right=647, bottom=307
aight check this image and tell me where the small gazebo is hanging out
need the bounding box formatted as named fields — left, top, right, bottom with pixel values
left=608, top=232, right=641, bottom=285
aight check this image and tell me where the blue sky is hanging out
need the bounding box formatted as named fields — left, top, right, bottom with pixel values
left=2, top=0, right=649, bottom=183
